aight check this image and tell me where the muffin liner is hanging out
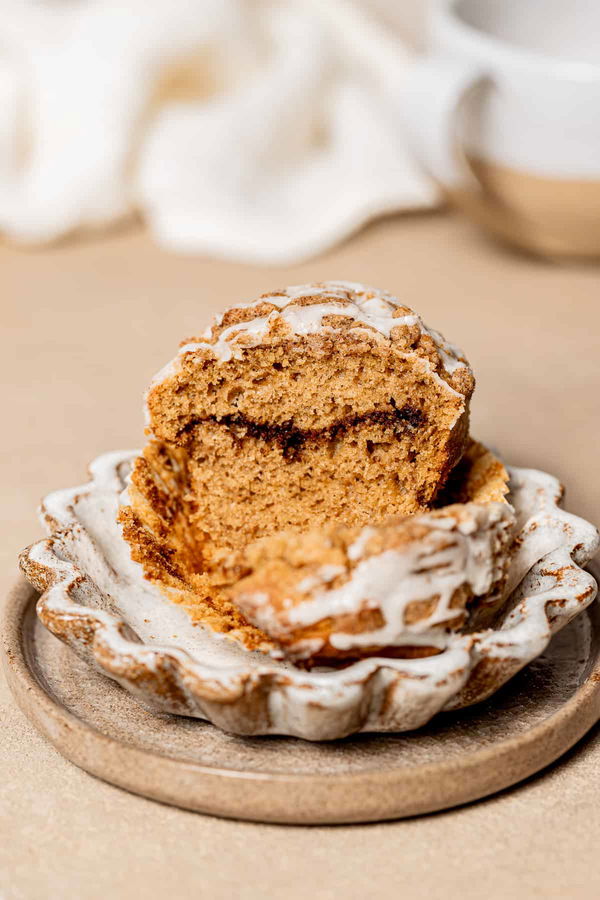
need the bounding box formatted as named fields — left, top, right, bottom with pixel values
left=19, top=451, right=599, bottom=740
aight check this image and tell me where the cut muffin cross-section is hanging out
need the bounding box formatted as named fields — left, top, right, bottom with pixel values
left=117, top=282, right=510, bottom=665
left=142, top=281, right=475, bottom=565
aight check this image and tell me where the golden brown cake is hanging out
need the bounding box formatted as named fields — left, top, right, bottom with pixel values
left=119, top=273, right=510, bottom=668
left=143, top=281, right=475, bottom=565
left=120, top=281, right=520, bottom=664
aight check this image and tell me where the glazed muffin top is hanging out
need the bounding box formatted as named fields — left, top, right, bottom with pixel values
left=146, top=281, right=474, bottom=430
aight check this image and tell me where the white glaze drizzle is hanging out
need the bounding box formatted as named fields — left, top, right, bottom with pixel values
left=236, top=503, right=515, bottom=653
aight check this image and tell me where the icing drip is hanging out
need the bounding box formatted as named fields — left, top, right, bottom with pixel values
left=143, top=282, right=473, bottom=428
left=238, top=503, right=515, bottom=653
left=177, top=282, right=468, bottom=374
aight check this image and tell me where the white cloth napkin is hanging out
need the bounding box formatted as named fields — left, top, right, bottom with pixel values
left=0, top=0, right=436, bottom=263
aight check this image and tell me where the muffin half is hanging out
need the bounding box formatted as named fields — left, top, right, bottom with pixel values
left=144, top=281, right=475, bottom=561
left=120, top=281, right=500, bottom=664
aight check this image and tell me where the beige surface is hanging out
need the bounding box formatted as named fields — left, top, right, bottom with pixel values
left=2, top=213, right=600, bottom=898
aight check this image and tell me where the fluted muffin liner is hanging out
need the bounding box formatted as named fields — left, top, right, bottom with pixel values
left=20, top=451, right=599, bottom=740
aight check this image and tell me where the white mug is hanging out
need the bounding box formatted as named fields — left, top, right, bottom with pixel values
left=402, top=0, right=600, bottom=258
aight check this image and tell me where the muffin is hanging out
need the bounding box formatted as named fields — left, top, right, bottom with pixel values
left=120, top=281, right=502, bottom=663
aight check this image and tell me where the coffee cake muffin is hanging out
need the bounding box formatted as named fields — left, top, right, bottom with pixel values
left=224, top=442, right=514, bottom=663
left=143, top=281, right=475, bottom=564
left=117, top=282, right=514, bottom=664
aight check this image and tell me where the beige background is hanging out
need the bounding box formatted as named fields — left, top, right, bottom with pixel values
left=2, top=212, right=600, bottom=899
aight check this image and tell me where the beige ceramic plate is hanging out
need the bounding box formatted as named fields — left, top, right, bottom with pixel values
left=3, top=571, right=600, bottom=824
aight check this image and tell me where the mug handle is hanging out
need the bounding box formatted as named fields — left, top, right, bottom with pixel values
left=401, top=57, right=486, bottom=188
